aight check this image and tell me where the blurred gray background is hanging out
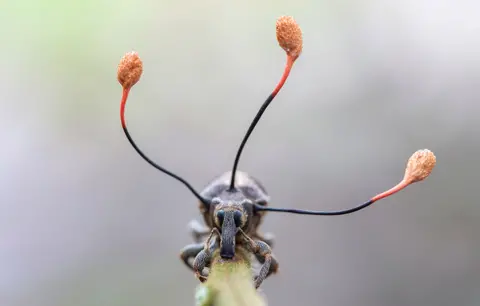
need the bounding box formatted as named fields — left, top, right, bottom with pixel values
left=1, top=0, right=479, bottom=306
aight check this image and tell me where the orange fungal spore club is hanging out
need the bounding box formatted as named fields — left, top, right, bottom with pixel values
left=404, top=149, right=436, bottom=184
left=117, top=51, right=143, bottom=89
left=276, top=16, right=303, bottom=60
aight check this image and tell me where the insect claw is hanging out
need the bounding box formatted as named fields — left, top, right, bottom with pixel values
left=195, top=272, right=208, bottom=282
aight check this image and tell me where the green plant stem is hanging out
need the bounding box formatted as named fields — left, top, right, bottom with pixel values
left=195, top=248, right=267, bottom=306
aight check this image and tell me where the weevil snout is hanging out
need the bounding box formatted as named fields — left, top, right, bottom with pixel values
left=215, top=207, right=244, bottom=259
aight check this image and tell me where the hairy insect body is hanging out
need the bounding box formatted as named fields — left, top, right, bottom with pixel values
left=200, top=171, right=269, bottom=232
left=180, top=171, right=278, bottom=288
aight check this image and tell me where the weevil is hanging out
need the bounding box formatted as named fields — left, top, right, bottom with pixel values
left=179, top=170, right=278, bottom=288
left=117, top=16, right=436, bottom=289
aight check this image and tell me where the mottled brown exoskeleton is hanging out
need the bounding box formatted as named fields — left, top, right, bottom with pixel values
left=118, top=16, right=436, bottom=290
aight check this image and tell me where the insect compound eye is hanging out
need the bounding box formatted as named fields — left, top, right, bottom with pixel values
left=216, top=210, right=225, bottom=226
left=233, top=210, right=243, bottom=228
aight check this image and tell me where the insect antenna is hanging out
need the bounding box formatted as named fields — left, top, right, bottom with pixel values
left=254, top=149, right=436, bottom=215
left=117, top=51, right=209, bottom=208
left=229, top=16, right=303, bottom=191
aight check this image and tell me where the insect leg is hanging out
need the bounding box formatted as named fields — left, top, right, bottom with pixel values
left=253, top=231, right=275, bottom=248
left=179, top=242, right=204, bottom=272
left=239, top=230, right=276, bottom=289
left=192, top=249, right=213, bottom=282
left=192, top=228, right=220, bottom=282
left=254, top=248, right=279, bottom=280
